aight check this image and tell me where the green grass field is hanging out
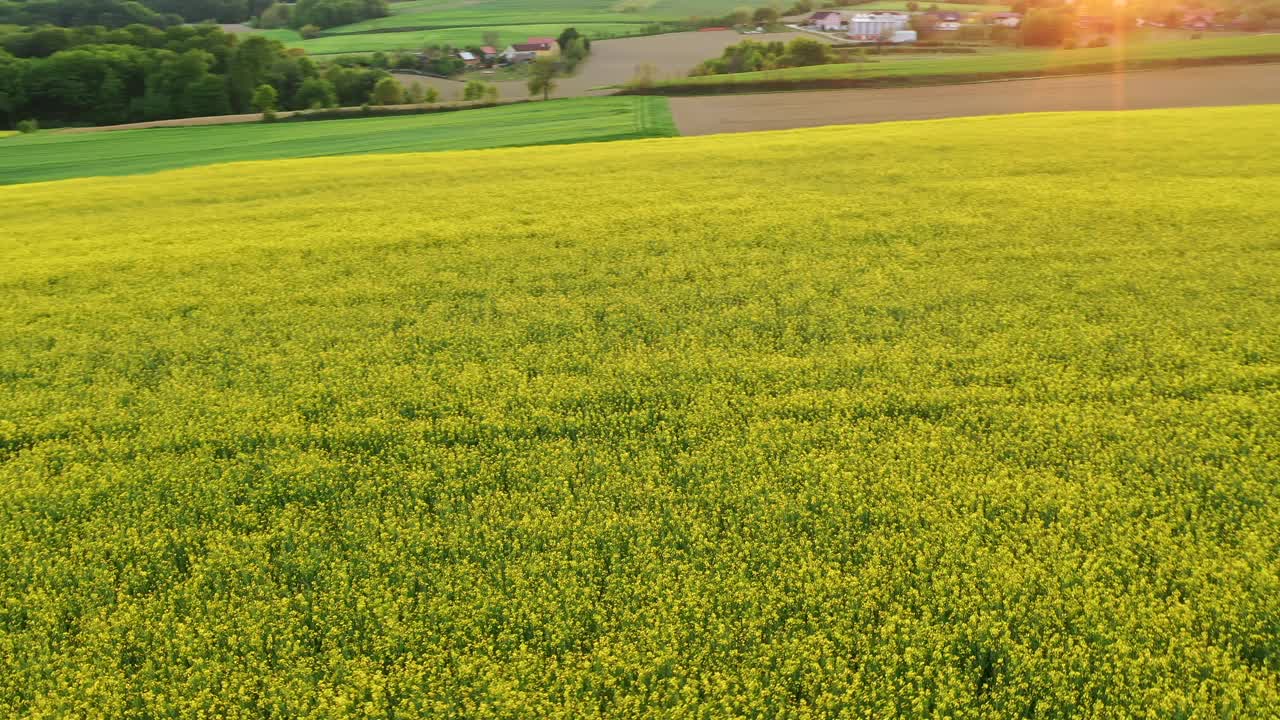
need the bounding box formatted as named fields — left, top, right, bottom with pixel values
left=0, top=98, right=676, bottom=185
left=331, top=0, right=756, bottom=33
left=339, top=0, right=1007, bottom=33
left=2, top=105, right=1279, bottom=717
left=281, top=0, right=969, bottom=55
left=291, top=23, right=650, bottom=55
left=656, top=33, right=1280, bottom=89
left=267, top=0, right=1019, bottom=55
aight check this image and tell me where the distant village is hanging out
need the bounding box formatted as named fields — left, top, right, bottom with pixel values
left=802, top=5, right=1249, bottom=43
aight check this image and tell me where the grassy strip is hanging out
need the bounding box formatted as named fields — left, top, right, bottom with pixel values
left=621, top=53, right=1280, bottom=95
left=0, top=97, right=677, bottom=185
left=288, top=23, right=644, bottom=54
left=621, top=34, right=1280, bottom=95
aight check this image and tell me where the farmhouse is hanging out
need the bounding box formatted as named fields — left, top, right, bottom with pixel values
left=988, top=12, right=1022, bottom=27
left=847, top=11, right=909, bottom=40
left=456, top=50, right=479, bottom=65
left=809, top=10, right=845, bottom=30
left=501, top=39, right=558, bottom=63
left=480, top=45, right=498, bottom=59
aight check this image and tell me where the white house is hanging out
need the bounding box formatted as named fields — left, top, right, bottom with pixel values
left=847, top=11, right=909, bottom=40
left=809, top=10, right=845, bottom=31
left=935, top=21, right=961, bottom=31
left=989, top=12, right=1022, bottom=27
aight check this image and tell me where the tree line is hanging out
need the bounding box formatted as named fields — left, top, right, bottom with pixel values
left=0, top=0, right=389, bottom=29
left=691, top=37, right=834, bottom=76
left=0, top=24, right=401, bottom=128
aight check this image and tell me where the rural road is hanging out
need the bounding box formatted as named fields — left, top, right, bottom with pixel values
left=670, top=64, right=1280, bottom=135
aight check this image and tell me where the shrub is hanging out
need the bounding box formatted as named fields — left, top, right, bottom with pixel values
left=462, top=79, right=491, bottom=101
left=257, top=2, right=293, bottom=29
left=16, top=119, right=37, bottom=133
left=252, top=84, right=279, bottom=113
left=370, top=77, right=405, bottom=105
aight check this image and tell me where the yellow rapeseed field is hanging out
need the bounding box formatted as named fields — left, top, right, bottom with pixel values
left=2, top=106, right=1279, bottom=718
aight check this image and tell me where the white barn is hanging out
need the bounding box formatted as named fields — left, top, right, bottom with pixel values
left=809, top=10, right=845, bottom=31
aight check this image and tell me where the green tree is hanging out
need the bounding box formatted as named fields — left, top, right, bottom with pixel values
left=257, top=2, right=293, bottom=28
left=0, top=54, right=27, bottom=128
left=229, top=35, right=280, bottom=112
left=405, top=81, right=424, bottom=103
left=731, top=6, right=753, bottom=25
left=294, top=77, right=337, bottom=108
left=753, top=7, right=779, bottom=24
left=423, top=86, right=440, bottom=103
left=562, top=36, right=589, bottom=69
left=96, top=68, right=128, bottom=124
left=187, top=74, right=232, bottom=116
left=251, top=83, right=278, bottom=112
left=293, top=0, right=390, bottom=28
left=527, top=56, right=557, bottom=100
left=780, top=37, right=832, bottom=67
left=370, top=76, right=403, bottom=105
left=557, top=27, right=590, bottom=55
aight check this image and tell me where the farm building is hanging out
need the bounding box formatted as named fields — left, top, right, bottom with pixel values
left=501, top=40, right=558, bottom=63
left=847, top=11, right=910, bottom=40
left=988, top=12, right=1022, bottom=26
left=457, top=50, right=479, bottom=65
left=810, top=10, right=845, bottom=30
left=480, top=45, right=499, bottom=58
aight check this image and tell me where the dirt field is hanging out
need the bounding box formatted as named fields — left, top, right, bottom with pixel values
left=440, top=29, right=831, bottom=101
left=670, top=64, right=1280, bottom=135
left=391, top=73, right=469, bottom=102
